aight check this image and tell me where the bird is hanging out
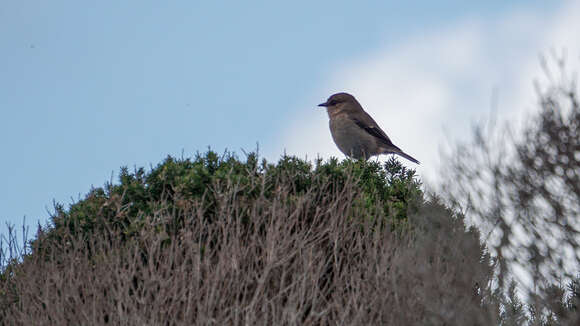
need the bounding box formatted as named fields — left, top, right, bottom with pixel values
left=318, top=92, right=419, bottom=164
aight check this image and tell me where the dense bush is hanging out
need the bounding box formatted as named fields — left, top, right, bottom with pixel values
left=1, top=152, right=497, bottom=325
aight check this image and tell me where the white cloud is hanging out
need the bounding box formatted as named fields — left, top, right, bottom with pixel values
left=277, top=2, right=580, bottom=185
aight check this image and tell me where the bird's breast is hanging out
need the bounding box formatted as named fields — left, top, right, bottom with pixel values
left=329, top=117, right=380, bottom=159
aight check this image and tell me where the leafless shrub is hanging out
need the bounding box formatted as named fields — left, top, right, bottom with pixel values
left=440, top=52, right=580, bottom=325
left=1, top=157, right=497, bottom=325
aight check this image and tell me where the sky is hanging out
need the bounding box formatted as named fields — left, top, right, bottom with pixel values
left=1, top=1, right=579, bottom=242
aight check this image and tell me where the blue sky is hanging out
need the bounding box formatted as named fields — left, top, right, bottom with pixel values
left=1, top=1, right=577, bottom=241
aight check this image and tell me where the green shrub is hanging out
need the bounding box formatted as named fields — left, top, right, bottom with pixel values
left=2, top=152, right=497, bottom=325
left=37, top=151, right=421, bottom=254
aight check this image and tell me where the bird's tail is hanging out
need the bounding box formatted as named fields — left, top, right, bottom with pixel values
left=396, top=151, right=420, bottom=164
left=383, top=146, right=420, bottom=164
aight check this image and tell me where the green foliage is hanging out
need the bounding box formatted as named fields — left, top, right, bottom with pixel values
left=34, top=151, right=422, bottom=256
left=1, top=150, right=514, bottom=324
left=4, top=150, right=578, bottom=324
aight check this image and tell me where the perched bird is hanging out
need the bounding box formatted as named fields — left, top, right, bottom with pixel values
left=318, top=92, right=419, bottom=164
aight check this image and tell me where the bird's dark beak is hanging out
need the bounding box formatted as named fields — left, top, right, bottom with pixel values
left=318, top=102, right=328, bottom=107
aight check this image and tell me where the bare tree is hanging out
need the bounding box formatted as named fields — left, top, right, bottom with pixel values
left=441, top=53, right=580, bottom=324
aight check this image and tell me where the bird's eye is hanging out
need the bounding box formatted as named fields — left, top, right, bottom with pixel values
left=329, top=100, right=338, bottom=106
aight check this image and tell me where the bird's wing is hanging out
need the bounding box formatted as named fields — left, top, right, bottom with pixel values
left=352, top=114, right=397, bottom=148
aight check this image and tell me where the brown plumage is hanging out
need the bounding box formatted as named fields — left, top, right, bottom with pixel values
left=318, top=92, right=419, bottom=164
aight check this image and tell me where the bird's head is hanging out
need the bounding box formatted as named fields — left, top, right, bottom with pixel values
left=318, top=92, right=359, bottom=116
